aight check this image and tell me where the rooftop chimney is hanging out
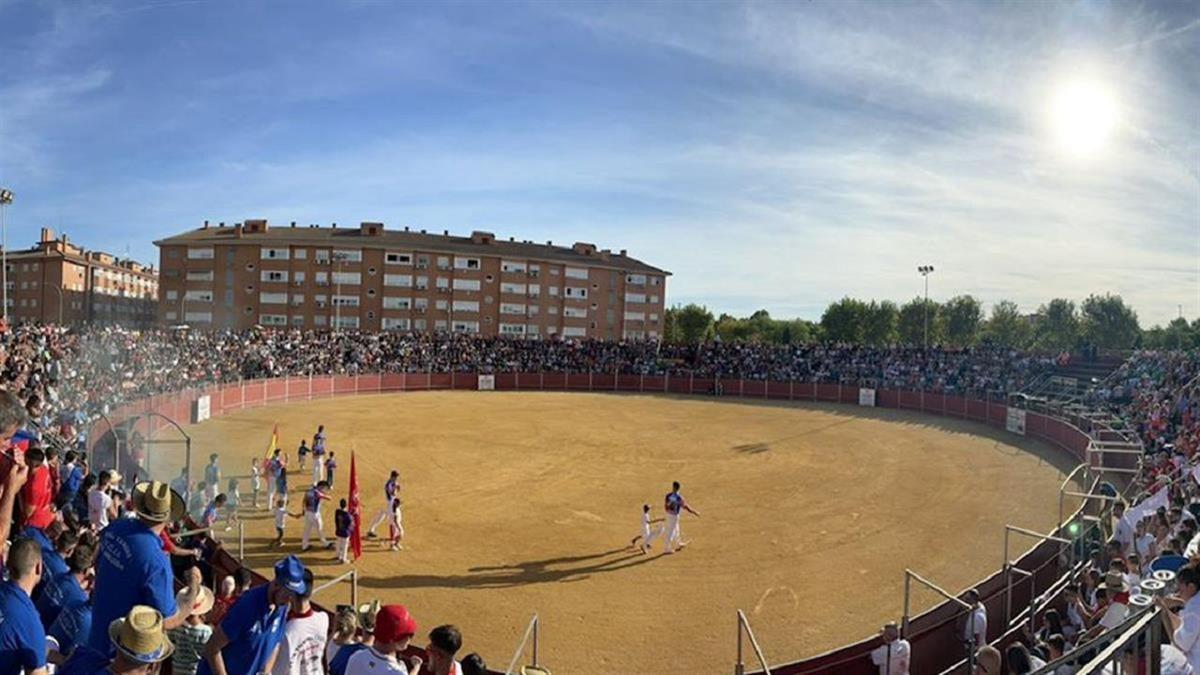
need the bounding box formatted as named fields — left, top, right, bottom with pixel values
left=360, top=222, right=384, bottom=236
left=619, top=249, right=627, bottom=256
left=332, top=222, right=338, bottom=229
left=219, top=222, right=225, bottom=227
left=470, top=231, right=495, bottom=245
left=202, top=220, right=209, bottom=229
left=443, top=229, right=449, bottom=236
left=290, top=221, right=296, bottom=228
left=40, top=227, right=54, bottom=243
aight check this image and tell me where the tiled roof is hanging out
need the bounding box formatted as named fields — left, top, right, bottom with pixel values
left=154, top=223, right=669, bottom=275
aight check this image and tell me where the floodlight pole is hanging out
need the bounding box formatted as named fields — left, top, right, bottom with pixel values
left=918, top=265, right=935, bottom=349
left=0, top=188, right=12, bottom=324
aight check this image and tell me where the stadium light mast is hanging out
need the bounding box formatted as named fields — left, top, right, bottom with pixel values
left=0, top=188, right=12, bottom=324
left=918, top=265, right=935, bottom=349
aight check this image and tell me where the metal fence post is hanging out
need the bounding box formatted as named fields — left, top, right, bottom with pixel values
left=239, top=520, right=245, bottom=559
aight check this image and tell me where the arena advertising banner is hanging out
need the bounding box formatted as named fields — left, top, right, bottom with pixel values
left=858, top=388, right=876, bottom=407
left=1006, top=407, right=1027, bottom=435
left=193, top=395, right=211, bottom=424
left=478, top=374, right=495, bottom=391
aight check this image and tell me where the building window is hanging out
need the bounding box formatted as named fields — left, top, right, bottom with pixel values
left=293, top=248, right=307, bottom=259
left=368, top=267, right=377, bottom=275
left=261, top=248, right=290, bottom=260
left=383, top=297, right=412, bottom=310
left=367, top=289, right=376, bottom=297
left=165, top=290, right=178, bottom=300
left=261, top=270, right=288, bottom=283
left=245, top=263, right=256, bottom=271
left=259, top=314, right=287, bottom=326
left=259, top=292, right=288, bottom=304
left=333, top=295, right=360, bottom=307
left=332, top=272, right=361, bottom=286
left=382, top=317, right=410, bottom=330
left=454, top=257, right=481, bottom=270
left=485, top=275, right=494, bottom=283
left=367, top=311, right=375, bottom=319
left=565, top=287, right=588, bottom=299
left=385, top=252, right=413, bottom=265
left=451, top=300, right=479, bottom=313
left=452, top=278, right=480, bottom=291
left=333, top=249, right=363, bottom=262
left=501, top=260, right=527, bottom=273
left=384, top=274, right=413, bottom=288
left=187, top=247, right=214, bottom=259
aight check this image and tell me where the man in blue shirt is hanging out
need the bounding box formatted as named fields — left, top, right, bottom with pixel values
left=199, top=555, right=307, bottom=675
left=59, top=450, right=85, bottom=506
left=0, top=537, right=48, bottom=674
left=37, top=542, right=95, bottom=629
left=87, top=480, right=201, bottom=658
left=25, top=526, right=74, bottom=601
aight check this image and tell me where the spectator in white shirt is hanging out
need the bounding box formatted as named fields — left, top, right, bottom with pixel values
left=88, top=470, right=117, bottom=530
left=962, top=589, right=988, bottom=650
left=1113, top=501, right=1134, bottom=553
left=869, top=622, right=910, bottom=675
left=1160, top=562, right=1200, bottom=674
left=267, top=569, right=328, bottom=675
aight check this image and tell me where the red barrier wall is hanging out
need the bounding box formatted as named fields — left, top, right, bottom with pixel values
left=91, top=376, right=1092, bottom=675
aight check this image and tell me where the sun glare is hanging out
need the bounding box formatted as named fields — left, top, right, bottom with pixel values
left=1049, top=79, right=1119, bottom=157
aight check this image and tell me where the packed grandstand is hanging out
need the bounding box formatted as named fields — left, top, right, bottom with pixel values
left=4, top=323, right=1200, bottom=674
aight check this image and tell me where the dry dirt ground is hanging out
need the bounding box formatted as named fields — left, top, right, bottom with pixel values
left=158, top=391, right=1077, bottom=675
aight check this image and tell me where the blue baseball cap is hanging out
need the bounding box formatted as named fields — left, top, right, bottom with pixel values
left=274, top=555, right=308, bottom=595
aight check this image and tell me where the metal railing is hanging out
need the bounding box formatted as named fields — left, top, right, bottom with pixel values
left=1030, top=605, right=1162, bottom=675
left=735, top=609, right=771, bottom=675
left=311, top=568, right=358, bottom=610
left=504, top=613, right=542, bottom=675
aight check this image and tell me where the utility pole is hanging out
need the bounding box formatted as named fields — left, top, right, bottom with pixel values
left=0, top=188, right=13, bottom=324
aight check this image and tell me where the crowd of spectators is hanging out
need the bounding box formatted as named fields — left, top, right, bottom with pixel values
left=0, top=326, right=1059, bottom=457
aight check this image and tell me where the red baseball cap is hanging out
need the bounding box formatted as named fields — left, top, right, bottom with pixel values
left=375, top=605, right=417, bottom=643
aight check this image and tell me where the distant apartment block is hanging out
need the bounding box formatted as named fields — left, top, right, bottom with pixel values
left=3, top=228, right=158, bottom=326
left=154, top=220, right=669, bottom=338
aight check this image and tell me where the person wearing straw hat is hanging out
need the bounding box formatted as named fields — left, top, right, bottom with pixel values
left=168, top=585, right=215, bottom=675
left=58, top=604, right=176, bottom=674
left=198, top=555, right=307, bottom=675
left=0, top=537, right=48, bottom=675
left=87, top=480, right=202, bottom=658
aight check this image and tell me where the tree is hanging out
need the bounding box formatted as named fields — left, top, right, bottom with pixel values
left=669, top=304, right=714, bottom=344
left=713, top=313, right=754, bottom=342
left=984, top=300, right=1031, bottom=348
left=820, top=297, right=869, bottom=343
left=1034, top=298, right=1079, bottom=351
left=942, top=295, right=983, bottom=347
left=898, top=297, right=940, bottom=346
left=862, top=301, right=899, bottom=346
left=1080, top=294, right=1140, bottom=349
left=776, top=319, right=819, bottom=344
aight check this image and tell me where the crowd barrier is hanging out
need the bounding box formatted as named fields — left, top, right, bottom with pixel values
left=91, top=373, right=1095, bottom=675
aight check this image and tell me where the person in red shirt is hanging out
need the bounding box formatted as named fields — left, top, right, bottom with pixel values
left=19, top=446, right=55, bottom=531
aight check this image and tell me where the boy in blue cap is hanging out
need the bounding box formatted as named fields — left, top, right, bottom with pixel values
left=198, top=555, right=308, bottom=675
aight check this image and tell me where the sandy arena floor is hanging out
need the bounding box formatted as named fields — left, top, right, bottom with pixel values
left=158, top=391, right=1077, bottom=674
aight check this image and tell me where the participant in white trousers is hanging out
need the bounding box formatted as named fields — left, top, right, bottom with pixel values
left=632, top=505, right=661, bottom=553
left=662, top=480, right=700, bottom=554
left=367, top=470, right=401, bottom=538
left=301, top=482, right=333, bottom=551
left=386, top=498, right=404, bottom=551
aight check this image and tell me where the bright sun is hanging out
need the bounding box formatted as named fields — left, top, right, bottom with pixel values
left=1049, top=79, right=1119, bottom=157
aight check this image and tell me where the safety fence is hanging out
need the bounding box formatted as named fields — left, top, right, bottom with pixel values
left=91, top=372, right=1103, bottom=675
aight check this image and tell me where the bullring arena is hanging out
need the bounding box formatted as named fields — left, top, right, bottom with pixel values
left=115, top=375, right=1085, bottom=674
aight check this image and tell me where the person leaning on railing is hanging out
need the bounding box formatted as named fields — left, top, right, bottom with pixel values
left=1156, top=561, right=1200, bottom=673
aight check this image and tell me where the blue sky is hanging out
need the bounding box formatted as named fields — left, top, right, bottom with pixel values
left=0, top=0, right=1197, bottom=325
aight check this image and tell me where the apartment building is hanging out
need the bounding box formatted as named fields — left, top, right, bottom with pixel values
left=3, top=228, right=158, bottom=326
left=154, top=220, right=669, bottom=338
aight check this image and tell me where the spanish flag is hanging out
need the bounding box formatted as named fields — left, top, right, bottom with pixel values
left=265, top=423, right=280, bottom=459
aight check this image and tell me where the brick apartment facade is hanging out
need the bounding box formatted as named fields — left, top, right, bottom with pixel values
left=3, top=228, right=158, bottom=326
left=154, top=220, right=669, bottom=338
